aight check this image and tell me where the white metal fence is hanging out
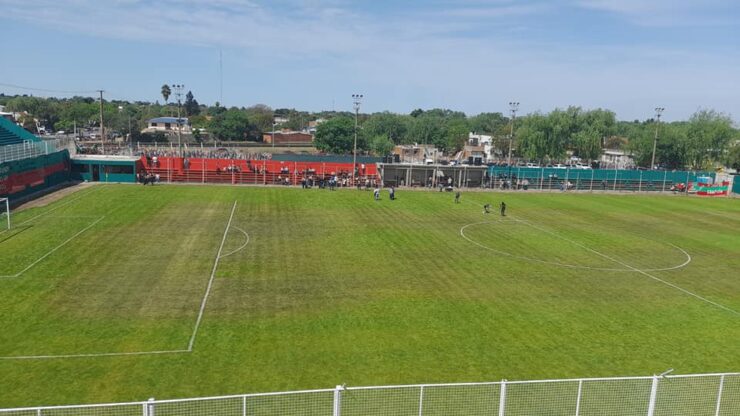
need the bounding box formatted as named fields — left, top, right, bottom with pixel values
left=0, top=138, right=75, bottom=164
left=1, top=372, right=737, bottom=415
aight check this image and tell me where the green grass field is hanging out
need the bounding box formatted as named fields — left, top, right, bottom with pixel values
left=0, top=184, right=738, bottom=408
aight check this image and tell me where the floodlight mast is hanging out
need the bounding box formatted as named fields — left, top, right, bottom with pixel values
left=650, top=107, right=664, bottom=170
left=507, top=102, right=519, bottom=167
left=352, top=94, right=363, bottom=186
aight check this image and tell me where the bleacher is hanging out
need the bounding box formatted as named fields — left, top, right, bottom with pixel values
left=141, top=156, right=379, bottom=186
left=0, top=117, right=41, bottom=147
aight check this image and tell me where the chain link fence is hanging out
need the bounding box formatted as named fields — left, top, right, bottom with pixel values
left=1, top=373, right=737, bottom=416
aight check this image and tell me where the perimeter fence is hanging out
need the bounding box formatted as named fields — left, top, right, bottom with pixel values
left=1, top=372, right=737, bottom=416
left=0, top=138, right=75, bottom=164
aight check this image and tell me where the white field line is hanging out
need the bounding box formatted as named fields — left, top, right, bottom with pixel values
left=516, top=217, right=739, bottom=317
left=218, top=226, right=250, bottom=259
left=0, top=186, right=100, bottom=236
left=187, top=200, right=238, bottom=351
left=0, top=349, right=190, bottom=361
left=702, top=210, right=740, bottom=222
left=460, top=221, right=692, bottom=272
left=0, top=201, right=246, bottom=360
left=0, top=216, right=105, bottom=278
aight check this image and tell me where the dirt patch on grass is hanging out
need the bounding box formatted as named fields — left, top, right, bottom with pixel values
left=15, top=182, right=97, bottom=212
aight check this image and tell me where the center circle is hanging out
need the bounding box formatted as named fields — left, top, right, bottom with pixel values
left=459, top=220, right=691, bottom=272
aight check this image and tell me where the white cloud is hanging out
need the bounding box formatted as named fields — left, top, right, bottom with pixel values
left=0, top=0, right=738, bottom=120
left=575, top=0, right=737, bottom=26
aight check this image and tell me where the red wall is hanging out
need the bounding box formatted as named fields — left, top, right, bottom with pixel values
left=141, top=157, right=377, bottom=176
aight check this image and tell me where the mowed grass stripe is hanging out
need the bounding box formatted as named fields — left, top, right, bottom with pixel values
left=0, top=185, right=737, bottom=407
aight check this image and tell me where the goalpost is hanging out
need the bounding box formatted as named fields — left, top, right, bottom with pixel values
left=0, top=197, right=9, bottom=230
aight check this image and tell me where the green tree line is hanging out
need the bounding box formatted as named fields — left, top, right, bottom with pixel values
left=1, top=93, right=737, bottom=169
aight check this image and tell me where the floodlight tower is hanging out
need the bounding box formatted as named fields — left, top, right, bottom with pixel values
left=172, top=84, right=185, bottom=157
left=650, top=107, right=664, bottom=170
left=352, top=94, right=363, bottom=185
left=507, top=101, right=520, bottom=170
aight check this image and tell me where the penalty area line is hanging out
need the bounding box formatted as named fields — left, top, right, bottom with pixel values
left=515, top=216, right=739, bottom=317
left=0, top=216, right=105, bottom=278
left=0, top=349, right=190, bottom=361
left=187, top=200, right=238, bottom=351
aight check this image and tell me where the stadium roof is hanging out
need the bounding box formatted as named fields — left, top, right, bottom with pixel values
left=0, top=117, right=41, bottom=146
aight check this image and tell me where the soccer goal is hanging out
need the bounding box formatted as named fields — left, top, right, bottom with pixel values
left=0, top=197, right=9, bottom=230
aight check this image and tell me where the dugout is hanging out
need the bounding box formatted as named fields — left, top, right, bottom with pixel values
left=379, top=163, right=488, bottom=188
left=71, top=155, right=140, bottom=183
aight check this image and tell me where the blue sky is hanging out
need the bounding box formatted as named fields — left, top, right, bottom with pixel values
left=1, top=0, right=738, bottom=121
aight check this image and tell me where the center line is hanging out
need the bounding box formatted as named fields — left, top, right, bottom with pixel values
left=188, top=200, right=238, bottom=351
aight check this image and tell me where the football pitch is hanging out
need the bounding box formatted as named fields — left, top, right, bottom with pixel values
left=0, top=184, right=738, bottom=407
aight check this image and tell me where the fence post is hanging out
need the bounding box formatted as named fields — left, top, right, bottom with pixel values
left=333, top=385, right=343, bottom=416
left=499, top=379, right=507, bottom=416
left=418, top=385, right=425, bottom=416
left=575, top=379, right=583, bottom=416
left=639, top=170, right=643, bottom=192
left=714, top=374, right=725, bottom=416
left=662, top=170, right=667, bottom=192
left=613, top=168, right=618, bottom=191
left=146, top=398, right=155, bottom=416
left=590, top=169, right=594, bottom=192
left=685, top=171, right=691, bottom=196
left=647, top=375, right=659, bottom=416
left=540, top=168, right=544, bottom=190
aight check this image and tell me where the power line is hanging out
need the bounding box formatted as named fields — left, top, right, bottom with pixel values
left=0, top=83, right=99, bottom=95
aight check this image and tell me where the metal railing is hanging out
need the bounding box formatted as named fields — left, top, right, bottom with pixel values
left=1, top=372, right=737, bottom=415
left=0, top=138, right=75, bottom=164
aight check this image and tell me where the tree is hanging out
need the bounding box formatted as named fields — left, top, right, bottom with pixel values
left=362, top=112, right=409, bottom=144
left=445, top=117, right=470, bottom=153
left=604, top=136, right=628, bottom=149
left=184, top=91, right=200, bottom=116
left=161, top=85, right=171, bottom=104
left=314, top=117, right=358, bottom=154
left=516, top=113, right=551, bottom=161
left=685, top=109, right=735, bottom=168
left=209, top=109, right=250, bottom=141
left=369, top=134, right=395, bottom=156
left=244, top=104, right=274, bottom=140
left=725, top=143, right=740, bottom=170
left=470, top=112, right=509, bottom=136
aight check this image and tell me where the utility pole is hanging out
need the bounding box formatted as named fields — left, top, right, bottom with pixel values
left=272, top=120, right=277, bottom=148
left=172, top=84, right=184, bottom=157
left=507, top=102, right=519, bottom=170
left=352, top=94, right=363, bottom=186
left=650, top=107, right=664, bottom=170
left=98, top=90, right=105, bottom=154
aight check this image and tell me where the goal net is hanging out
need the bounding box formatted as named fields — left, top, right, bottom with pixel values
left=0, top=197, right=9, bottom=231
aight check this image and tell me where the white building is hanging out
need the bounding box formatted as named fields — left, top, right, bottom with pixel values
left=469, top=133, right=495, bottom=161
left=600, top=149, right=635, bottom=169
left=143, top=117, right=191, bottom=134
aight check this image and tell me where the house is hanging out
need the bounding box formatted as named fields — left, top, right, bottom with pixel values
left=600, top=149, right=635, bottom=169
left=143, top=117, right=191, bottom=134
left=262, top=130, right=313, bottom=145
left=469, top=133, right=496, bottom=161
left=307, top=119, right=325, bottom=134
left=393, top=144, right=439, bottom=164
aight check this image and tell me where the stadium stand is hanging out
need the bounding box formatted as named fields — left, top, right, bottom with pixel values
left=0, top=117, right=40, bottom=146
